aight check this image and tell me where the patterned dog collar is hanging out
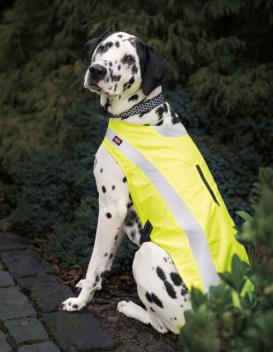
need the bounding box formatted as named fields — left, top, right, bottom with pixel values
left=105, top=93, right=165, bottom=120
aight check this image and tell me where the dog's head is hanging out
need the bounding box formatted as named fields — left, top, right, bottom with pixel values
left=84, top=31, right=171, bottom=97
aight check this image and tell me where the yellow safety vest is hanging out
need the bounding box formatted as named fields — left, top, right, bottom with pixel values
left=103, top=119, right=249, bottom=293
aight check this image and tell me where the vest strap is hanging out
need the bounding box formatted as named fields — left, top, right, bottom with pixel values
left=140, top=220, right=153, bottom=244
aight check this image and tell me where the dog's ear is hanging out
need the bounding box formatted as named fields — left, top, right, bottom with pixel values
left=136, top=39, right=172, bottom=96
left=84, top=31, right=113, bottom=62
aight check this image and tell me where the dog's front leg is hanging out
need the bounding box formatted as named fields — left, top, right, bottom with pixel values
left=60, top=201, right=127, bottom=312
left=61, top=146, right=129, bottom=312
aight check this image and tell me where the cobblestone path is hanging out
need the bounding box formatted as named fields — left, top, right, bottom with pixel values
left=0, top=232, right=114, bottom=352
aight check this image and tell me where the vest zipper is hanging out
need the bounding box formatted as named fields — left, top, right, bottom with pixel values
left=196, top=164, right=220, bottom=206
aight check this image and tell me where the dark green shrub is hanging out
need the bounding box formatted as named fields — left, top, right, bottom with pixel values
left=7, top=102, right=105, bottom=237
left=8, top=151, right=78, bottom=236
left=180, top=167, right=273, bottom=352
left=1, top=0, right=272, bottom=173
left=1, top=0, right=271, bottom=273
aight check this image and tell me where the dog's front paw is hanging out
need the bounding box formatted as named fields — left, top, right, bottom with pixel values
left=60, top=297, right=87, bottom=312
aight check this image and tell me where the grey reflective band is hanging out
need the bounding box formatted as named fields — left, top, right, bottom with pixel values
left=106, top=128, right=220, bottom=292
left=154, top=124, right=187, bottom=137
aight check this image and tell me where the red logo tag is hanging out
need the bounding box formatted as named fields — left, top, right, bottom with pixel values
left=113, top=136, right=123, bottom=145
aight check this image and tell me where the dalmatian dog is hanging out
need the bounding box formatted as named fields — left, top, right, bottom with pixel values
left=61, top=31, right=191, bottom=334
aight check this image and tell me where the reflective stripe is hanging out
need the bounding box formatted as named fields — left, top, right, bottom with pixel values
left=106, top=128, right=220, bottom=292
left=154, top=124, right=187, bottom=137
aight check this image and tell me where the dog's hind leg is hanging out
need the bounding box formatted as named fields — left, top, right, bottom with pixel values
left=117, top=300, right=168, bottom=333
left=117, top=301, right=150, bottom=324
left=126, top=241, right=192, bottom=334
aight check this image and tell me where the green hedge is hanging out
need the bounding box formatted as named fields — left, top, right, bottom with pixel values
left=1, top=0, right=272, bottom=171
left=0, top=0, right=272, bottom=271
left=180, top=167, right=273, bottom=351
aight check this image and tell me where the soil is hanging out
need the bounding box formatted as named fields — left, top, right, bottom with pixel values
left=88, top=287, right=183, bottom=352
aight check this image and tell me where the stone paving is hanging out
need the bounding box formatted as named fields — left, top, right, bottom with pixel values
left=0, top=232, right=114, bottom=352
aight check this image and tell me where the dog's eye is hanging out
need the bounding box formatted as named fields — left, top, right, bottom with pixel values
left=96, top=46, right=104, bottom=54
left=122, top=55, right=135, bottom=65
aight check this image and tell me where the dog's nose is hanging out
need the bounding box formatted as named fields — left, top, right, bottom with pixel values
left=89, top=64, right=107, bottom=81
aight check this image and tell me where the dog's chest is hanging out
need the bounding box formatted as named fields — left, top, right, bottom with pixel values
left=94, top=144, right=142, bottom=246
left=93, top=144, right=127, bottom=198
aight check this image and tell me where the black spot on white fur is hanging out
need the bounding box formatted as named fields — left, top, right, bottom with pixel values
left=106, top=213, right=112, bottom=219
left=165, top=281, right=177, bottom=299
left=156, top=266, right=166, bottom=281
left=102, top=41, right=113, bottom=53
left=137, top=220, right=142, bottom=232
left=102, top=185, right=106, bottom=193
left=170, top=272, right=183, bottom=286
left=145, top=292, right=163, bottom=308
left=131, top=64, right=138, bottom=74
left=128, top=94, right=139, bottom=101
left=109, top=68, right=121, bottom=82
left=127, top=200, right=133, bottom=208
left=123, top=76, right=135, bottom=91
left=125, top=37, right=136, bottom=47
left=156, top=266, right=177, bottom=299
left=127, top=194, right=133, bottom=208
left=170, top=108, right=180, bottom=124
left=125, top=209, right=137, bottom=226
left=155, top=103, right=168, bottom=126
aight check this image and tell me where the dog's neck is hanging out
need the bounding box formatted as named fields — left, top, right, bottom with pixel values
left=99, top=86, right=179, bottom=126
left=100, top=86, right=153, bottom=116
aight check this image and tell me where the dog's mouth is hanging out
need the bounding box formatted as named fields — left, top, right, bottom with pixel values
left=84, top=76, right=120, bottom=97
left=84, top=78, right=102, bottom=91
left=89, top=84, right=102, bottom=93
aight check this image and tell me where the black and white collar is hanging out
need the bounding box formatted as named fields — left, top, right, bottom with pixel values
left=100, top=93, right=165, bottom=120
